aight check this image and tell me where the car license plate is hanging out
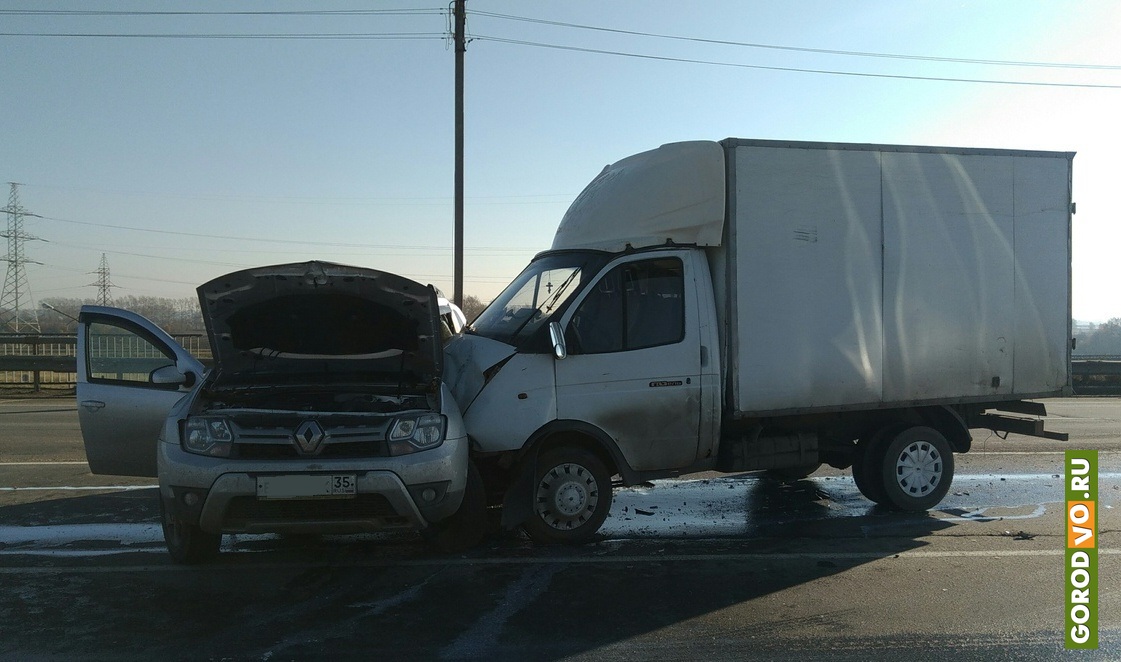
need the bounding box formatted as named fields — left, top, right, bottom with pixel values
left=256, top=474, right=357, bottom=500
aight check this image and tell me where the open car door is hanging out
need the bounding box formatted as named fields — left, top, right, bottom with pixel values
left=77, top=306, right=205, bottom=477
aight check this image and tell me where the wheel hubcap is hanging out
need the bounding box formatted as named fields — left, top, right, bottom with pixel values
left=895, top=441, right=942, bottom=496
left=536, top=461, right=599, bottom=530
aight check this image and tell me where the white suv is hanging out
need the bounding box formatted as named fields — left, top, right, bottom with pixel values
left=77, top=261, right=483, bottom=563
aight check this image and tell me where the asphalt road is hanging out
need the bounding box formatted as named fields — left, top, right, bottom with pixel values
left=0, top=396, right=1118, bottom=661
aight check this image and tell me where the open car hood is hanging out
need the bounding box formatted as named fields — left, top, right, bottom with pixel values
left=198, top=261, right=443, bottom=392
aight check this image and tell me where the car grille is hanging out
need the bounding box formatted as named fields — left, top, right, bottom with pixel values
left=227, top=416, right=392, bottom=460
left=234, top=440, right=388, bottom=460
left=224, top=494, right=405, bottom=525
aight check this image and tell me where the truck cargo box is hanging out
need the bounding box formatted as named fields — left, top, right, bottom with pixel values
left=720, top=139, right=1073, bottom=416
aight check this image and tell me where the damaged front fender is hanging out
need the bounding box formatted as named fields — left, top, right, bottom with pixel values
left=442, top=334, right=517, bottom=412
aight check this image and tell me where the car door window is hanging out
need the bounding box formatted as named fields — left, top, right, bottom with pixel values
left=567, top=257, right=684, bottom=354
left=87, top=320, right=177, bottom=385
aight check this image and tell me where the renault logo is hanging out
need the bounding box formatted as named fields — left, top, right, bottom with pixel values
left=293, top=420, right=326, bottom=455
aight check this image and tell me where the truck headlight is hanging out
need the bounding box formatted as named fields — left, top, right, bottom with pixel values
left=183, top=416, right=234, bottom=457
left=388, top=413, right=446, bottom=455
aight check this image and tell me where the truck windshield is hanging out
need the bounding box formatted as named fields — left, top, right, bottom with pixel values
left=472, top=252, right=604, bottom=347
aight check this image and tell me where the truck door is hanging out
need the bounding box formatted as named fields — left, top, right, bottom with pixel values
left=77, top=306, right=205, bottom=477
left=555, top=254, right=702, bottom=471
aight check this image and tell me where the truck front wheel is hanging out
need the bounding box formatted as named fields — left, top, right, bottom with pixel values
left=523, top=447, right=612, bottom=544
left=878, top=426, right=954, bottom=511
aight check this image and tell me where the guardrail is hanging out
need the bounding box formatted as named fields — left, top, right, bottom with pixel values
left=2, top=333, right=1120, bottom=394
left=1069, top=359, right=1121, bottom=395
left=0, top=333, right=209, bottom=392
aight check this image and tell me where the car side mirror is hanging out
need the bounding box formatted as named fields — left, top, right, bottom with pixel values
left=151, top=364, right=188, bottom=386
left=548, top=321, right=567, bottom=360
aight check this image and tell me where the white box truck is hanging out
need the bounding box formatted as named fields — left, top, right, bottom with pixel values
left=449, top=138, right=1074, bottom=543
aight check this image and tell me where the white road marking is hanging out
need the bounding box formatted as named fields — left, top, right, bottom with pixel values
left=0, top=461, right=89, bottom=466
left=0, top=485, right=155, bottom=491
left=440, top=564, right=562, bottom=660
left=0, top=548, right=1118, bottom=575
left=0, top=523, right=162, bottom=546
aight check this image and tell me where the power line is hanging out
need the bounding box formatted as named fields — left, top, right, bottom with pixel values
left=34, top=213, right=536, bottom=252
left=0, top=9, right=444, bottom=16
left=471, top=10, right=1121, bottom=71
left=473, top=35, right=1121, bottom=90
left=48, top=239, right=528, bottom=258
left=17, top=183, right=572, bottom=206
left=0, top=32, right=445, bottom=40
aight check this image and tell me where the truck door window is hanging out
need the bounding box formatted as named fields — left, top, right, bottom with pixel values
left=87, top=320, right=177, bottom=385
left=568, top=257, right=684, bottom=354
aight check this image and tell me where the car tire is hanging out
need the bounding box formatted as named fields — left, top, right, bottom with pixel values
left=160, top=495, right=221, bottom=564
left=423, top=460, right=489, bottom=553
left=523, top=447, right=613, bottom=545
left=878, top=426, right=955, bottom=512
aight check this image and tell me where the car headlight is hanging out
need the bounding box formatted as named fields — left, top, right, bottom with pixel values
left=388, top=413, right=446, bottom=455
left=183, top=416, right=234, bottom=457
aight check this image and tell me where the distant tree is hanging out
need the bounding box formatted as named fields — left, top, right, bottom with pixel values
left=461, top=294, right=487, bottom=322
left=1074, top=318, right=1121, bottom=356
left=114, top=295, right=203, bottom=333
left=38, top=298, right=83, bottom=333
left=32, top=296, right=204, bottom=335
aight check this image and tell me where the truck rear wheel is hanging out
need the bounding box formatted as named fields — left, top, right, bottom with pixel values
left=878, top=426, right=954, bottom=511
left=160, top=495, right=221, bottom=564
left=523, top=447, right=612, bottom=544
left=852, top=430, right=893, bottom=504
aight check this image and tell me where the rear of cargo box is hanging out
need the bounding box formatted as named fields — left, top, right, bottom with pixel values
left=720, top=138, right=1073, bottom=418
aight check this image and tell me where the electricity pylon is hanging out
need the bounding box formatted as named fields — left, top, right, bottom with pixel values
left=0, top=183, right=42, bottom=333
left=90, top=253, right=114, bottom=306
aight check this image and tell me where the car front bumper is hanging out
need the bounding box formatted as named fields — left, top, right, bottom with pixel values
left=158, top=434, right=468, bottom=535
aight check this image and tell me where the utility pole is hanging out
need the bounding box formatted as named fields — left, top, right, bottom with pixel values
left=90, top=253, right=114, bottom=305
left=453, top=0, right=465, bottom=307
left=0, top=183, right=42, bottom=333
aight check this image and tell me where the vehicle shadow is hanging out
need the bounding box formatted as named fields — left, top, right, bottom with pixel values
left=0, top=476, right=973, bottom=661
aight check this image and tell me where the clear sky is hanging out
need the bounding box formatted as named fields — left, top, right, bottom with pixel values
left=2, top=1, right=1118, bottom=321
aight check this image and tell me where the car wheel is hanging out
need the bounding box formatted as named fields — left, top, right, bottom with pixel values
left=423, top=460, right=489, bottom=553
left=160, top=495, right=221, bottom=564
left=523, top=447, right=612, bottom=545
left=765, top=463, right=822, bottom=482
left=878, top=426, right=955, bottom=511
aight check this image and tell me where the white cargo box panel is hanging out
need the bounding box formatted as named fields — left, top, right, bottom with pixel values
left=724, top=139, right=1072, bottom=415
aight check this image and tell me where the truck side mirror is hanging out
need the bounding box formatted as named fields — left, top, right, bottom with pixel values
left=548, top=321, right=567, bottom=360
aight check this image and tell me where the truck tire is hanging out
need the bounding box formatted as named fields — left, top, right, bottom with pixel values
left=423, top=460, right=489, bottom=553
left=852, top=431, right=892, bottom=504
left=765, top=463, right=822, bottom=482
left=523, top=447, right=612, bottom=544
left=878, top=426, right=954, bottom=511
left=160, top=495, right=221, bottom=564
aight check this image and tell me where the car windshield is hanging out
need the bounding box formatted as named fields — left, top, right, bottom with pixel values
left=472, top=252, right=604, bottom=346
